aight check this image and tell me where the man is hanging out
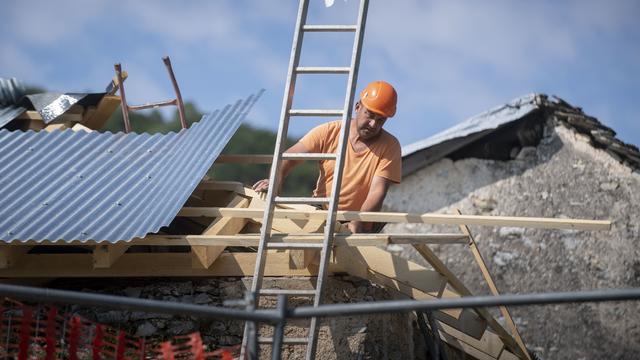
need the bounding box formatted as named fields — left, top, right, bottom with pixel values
left=253, top=81, right=401, bottom=233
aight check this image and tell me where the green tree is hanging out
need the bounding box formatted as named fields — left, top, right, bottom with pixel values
left=102, top=102, right=317, bottom=195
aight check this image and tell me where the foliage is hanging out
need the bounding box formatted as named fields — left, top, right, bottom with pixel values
left=102, top=103, right=317, bottom=196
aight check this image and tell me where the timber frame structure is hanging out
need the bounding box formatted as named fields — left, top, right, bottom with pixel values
left=0, top=178, right=610, bottom=360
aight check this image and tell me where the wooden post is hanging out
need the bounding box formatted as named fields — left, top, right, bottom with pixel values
left=0, top=246, right=30, bottom=269
left=93, top=244, right=129, bottom=269
left=456, top=209, right=532, bottom=360
left=191, top=195, right=250, bottom=268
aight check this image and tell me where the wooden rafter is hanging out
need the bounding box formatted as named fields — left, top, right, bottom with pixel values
left=93, top=243, right=129, bottom=269
left=5, top=234, right=468, bottom=248
left=191, top=195, right=250, bottom=268
left=456, top=210, right=532, bottom=360
left=179, top=206, right=611, bottom=231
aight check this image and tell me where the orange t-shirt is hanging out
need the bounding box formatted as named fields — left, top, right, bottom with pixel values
left=299, top=120, right=402, bottom=211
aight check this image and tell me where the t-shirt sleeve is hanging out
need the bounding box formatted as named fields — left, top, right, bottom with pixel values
left=299, top=122, right=329, bottom=153
left=374, top=137, right=402, bottom=183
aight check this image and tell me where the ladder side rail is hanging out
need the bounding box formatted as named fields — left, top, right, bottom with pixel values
left=241, top=1, right=310, bottom=358
left=306, top=1, right=370, bottom=359
left=250, top=0, right=310, bottom=296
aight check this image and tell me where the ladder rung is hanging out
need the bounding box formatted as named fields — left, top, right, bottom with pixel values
left=275, top=196, right=330, bottom=204
left=303, top=25, right=357, bottom=32
left=267, top=243, right=324, bottom=250
left=282, top=153, right=337, bottom=161
left=259, top=289, right=316, bottom=296
left=289, top=109, right=344, bottom=117
left=258, top=337, right=309, bottom=344
left=296, top=66, right=350, bottom=74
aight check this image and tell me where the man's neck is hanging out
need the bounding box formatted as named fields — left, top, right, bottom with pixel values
left=349, top=122, right=380, bottom=149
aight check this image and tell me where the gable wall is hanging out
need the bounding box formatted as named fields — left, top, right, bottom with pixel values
left=385, top=124, right=640, bottom=360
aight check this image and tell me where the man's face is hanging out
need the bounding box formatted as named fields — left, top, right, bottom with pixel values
left=354, top=102, right=387, bottom=140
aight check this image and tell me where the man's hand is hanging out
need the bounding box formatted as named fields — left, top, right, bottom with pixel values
left=347, top=221, right=362, bottom=233
left=252, top=179, right=270, bottom=192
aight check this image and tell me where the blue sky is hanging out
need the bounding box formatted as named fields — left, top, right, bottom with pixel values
left=1, top=0, right=639, bottom=148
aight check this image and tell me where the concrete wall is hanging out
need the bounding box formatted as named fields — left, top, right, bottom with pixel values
left=385, top=124, right=640, bottom=360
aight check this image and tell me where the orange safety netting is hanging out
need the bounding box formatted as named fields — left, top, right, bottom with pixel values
left=0, top=298, right=239, bottom=360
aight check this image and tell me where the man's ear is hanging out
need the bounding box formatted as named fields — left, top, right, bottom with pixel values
left=355, top=101, right=361, bottom=112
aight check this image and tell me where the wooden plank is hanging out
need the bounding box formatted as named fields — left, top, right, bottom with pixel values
left=72, top=123, right=93, bottom=132
left=5, top=233, right=467, bottom=247
left=179, top=207, right=611, bottom=231
left=0, top=251, right=317, bottom=277
left=44, top=123, right=71, bottom=132
left=83, top=95, right=121, bottom=130
left=334, top=246, right=447, bottom=298
left=195, top=180, right=245, bottom=193
left=439, top=322, right=504, bottom=358
left=499, top=350, right=521, bottom=360
left=332, top=248, right=471, bottom=323
left=413, top=242, right=513, bottom=342
left=93, top=244, right=129, bottom=268
left=247, top=196, right=308, bottom=234
left=191, top=195, right=249, bottom=269
left=0, top=247, right=31, bottom=269
left=438, top=329, right=498, bottom=360
left=290, top=218, right=325, bottom=269
left=457, top=210, right=531, bottom=360
left=215, top=154, right=273, bottom=164
left=360, top=270, right=487, bottom=338
left=27, top=120, right=45, bottom=131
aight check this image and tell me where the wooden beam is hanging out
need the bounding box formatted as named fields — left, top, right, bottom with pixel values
left=179, top=207, right=611, bottom=231
left=334, top=246, right=447, bottom=298
left=44, top=123, right=72, bottom=132
left=191, top=195, right=250, bottom=269
left=457, top=210, right=531, bottom=360
left=332, top=248, right=488, bottom=338
left=0, top=247, right=31, bottom=269
left=290, top=218, right=325, bottom=269
left=0, top=251, right=317, bottom=277
left=247, top=196, right=308, bottom=234
left=438, top=329, right=498, bottom=360
left=93, top=244, right=129, bottom=268
left=5, top=233, right=468, bottom=247
left=83, top=95, right=121, bottom=130
left=415, top=240, right=524, bottom=358
left=438, top=322, right=504, bottom=359
left=215, top=154, right=273, bottom=164
left=413, top=244, right=513, bottom=334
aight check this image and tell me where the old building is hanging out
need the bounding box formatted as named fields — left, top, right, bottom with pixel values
left=386, top=93, right=640, bottom=360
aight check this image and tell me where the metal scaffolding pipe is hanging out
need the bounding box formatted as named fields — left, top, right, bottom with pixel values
left=291, top=288, right=640, bottom=318
left=0, top=283, right=279, bottom=323
left=0, top=283, right=639, bottom=323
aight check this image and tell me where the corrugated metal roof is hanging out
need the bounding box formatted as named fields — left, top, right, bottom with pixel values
left=402, top=94, right=540, bottom=158
left=0, top=78, right=27, bottom=128
left=0, top=91, right=263, bottom=243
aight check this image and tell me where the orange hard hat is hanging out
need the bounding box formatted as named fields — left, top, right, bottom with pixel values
left=360, top=81, right=397, bottom=118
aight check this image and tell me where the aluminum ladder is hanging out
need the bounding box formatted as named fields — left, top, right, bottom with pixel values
left=241, top=0, right=369, bottom=358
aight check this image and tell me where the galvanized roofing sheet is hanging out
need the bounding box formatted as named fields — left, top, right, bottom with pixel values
left=0, top=78, right=27, bottom=129
left=402, top=94, right=540, bottom=158
left=0, top=91, right=262, bottom=243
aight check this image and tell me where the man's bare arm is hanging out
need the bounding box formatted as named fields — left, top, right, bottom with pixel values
left=252, top=141, right=310, bottom=193
left=348, top=175, right=392, bottom=233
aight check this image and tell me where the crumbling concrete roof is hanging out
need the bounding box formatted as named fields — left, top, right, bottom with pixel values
left=402, top=93, right=640, bottom=176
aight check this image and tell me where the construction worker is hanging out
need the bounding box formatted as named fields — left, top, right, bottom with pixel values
left=253, top=81, right=401, bottom=233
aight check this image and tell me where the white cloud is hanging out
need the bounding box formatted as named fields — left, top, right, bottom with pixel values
left=4, top=0, right=108, bottom=46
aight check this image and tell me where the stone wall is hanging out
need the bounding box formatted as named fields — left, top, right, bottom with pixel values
left=53, top=276, right=417, bottom=359
left=385, top=124, right=640, bottom=360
